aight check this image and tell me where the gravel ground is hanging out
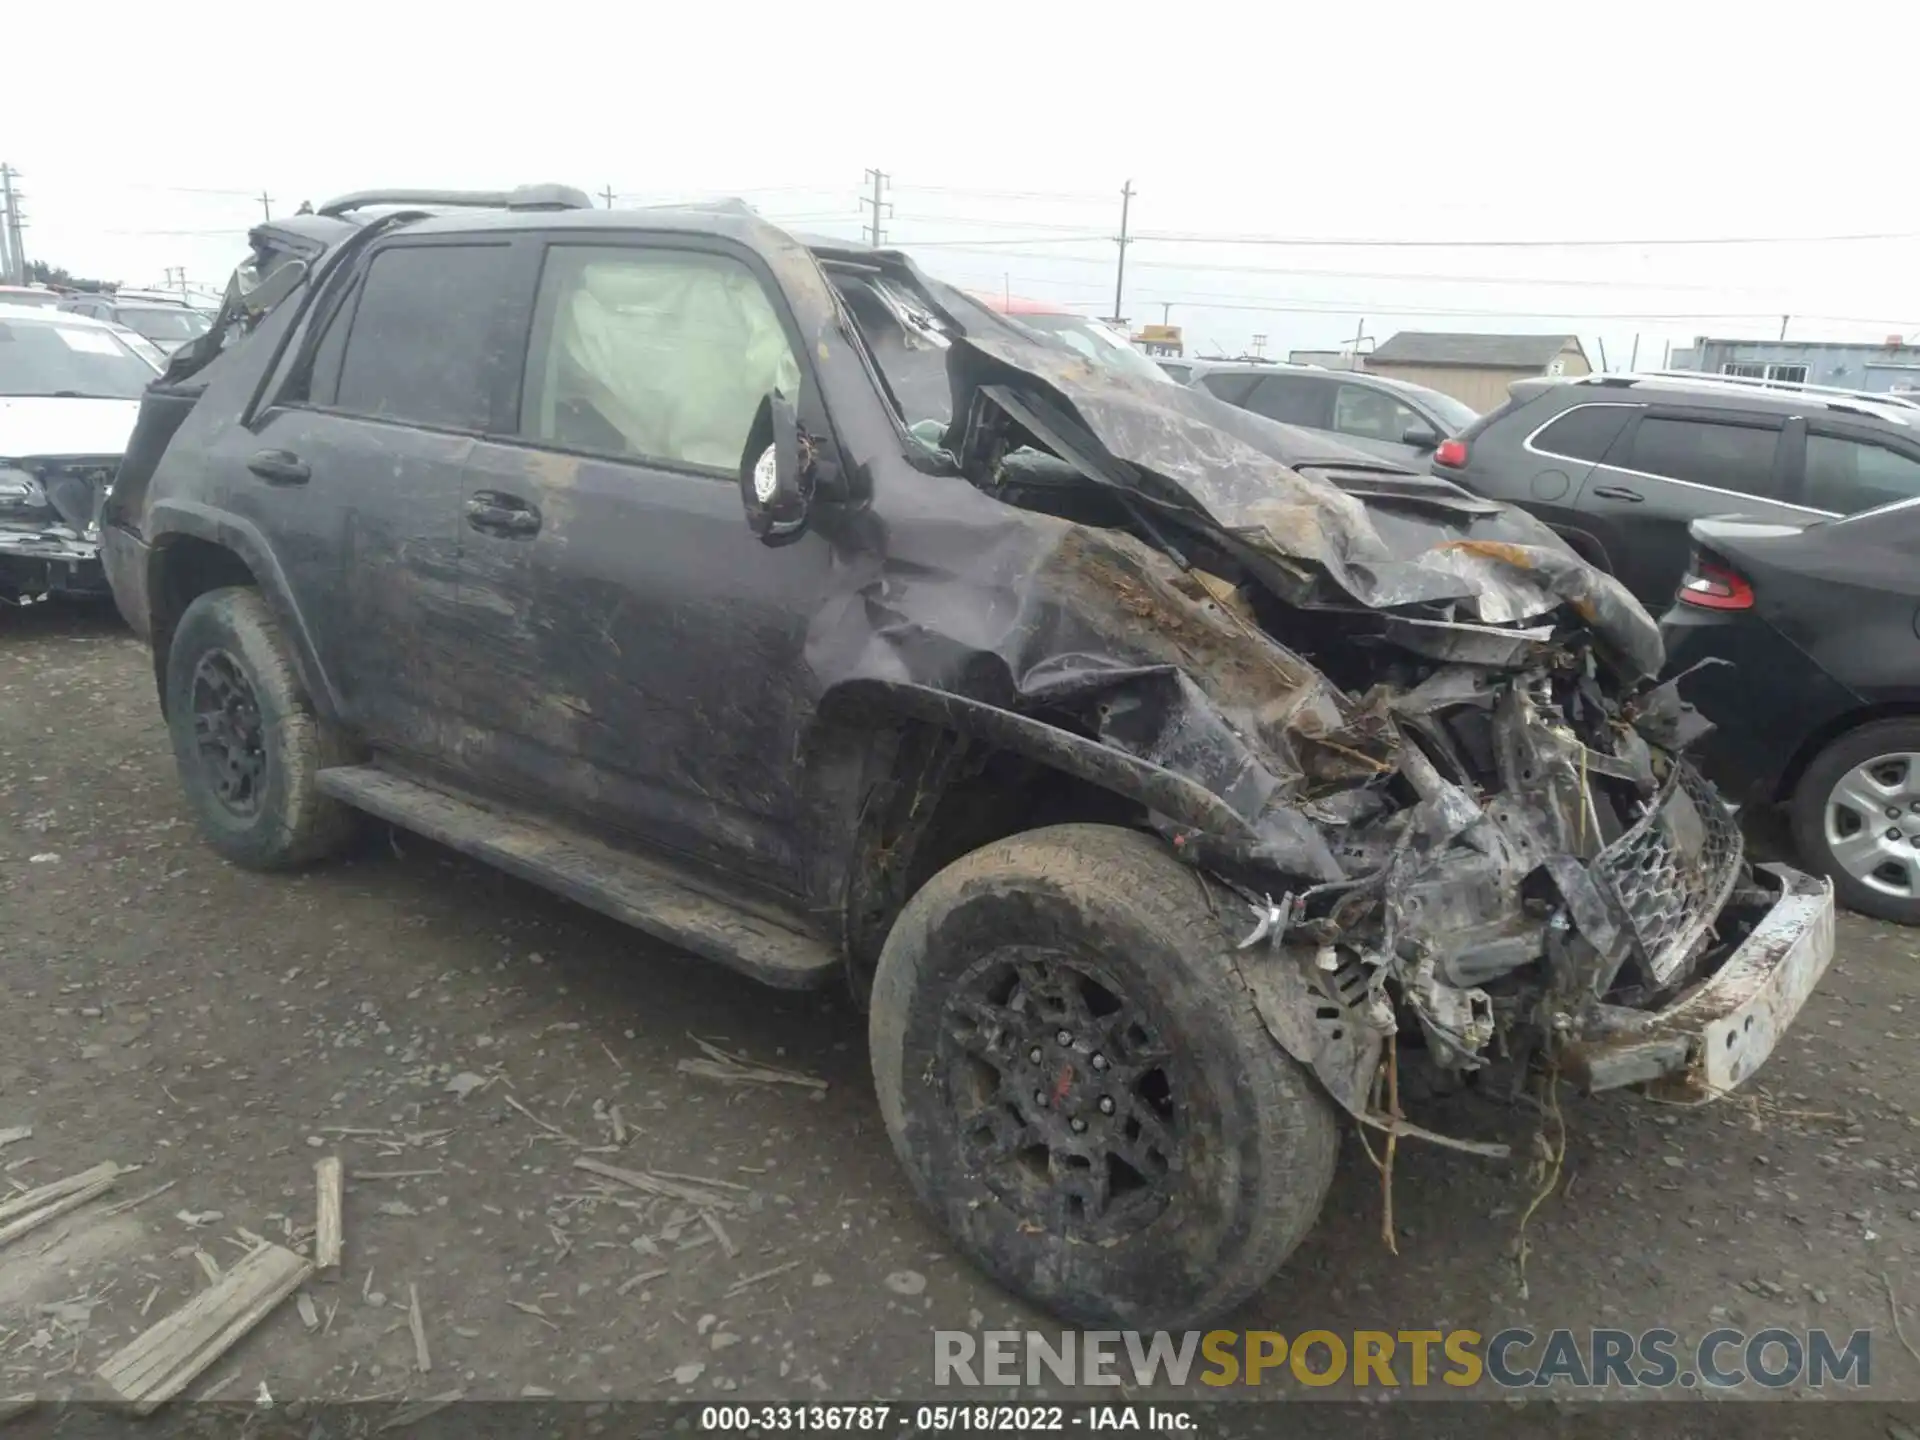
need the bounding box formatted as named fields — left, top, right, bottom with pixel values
left=2, top=603, right=1918, bottom=1409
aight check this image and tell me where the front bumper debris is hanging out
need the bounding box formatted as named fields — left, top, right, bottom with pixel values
left=0, top=527, right=107, bottom=600
left=1562, top=864, right=1835, bottom=1102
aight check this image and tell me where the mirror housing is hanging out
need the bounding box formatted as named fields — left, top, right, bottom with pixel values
left=1401, top=423, right=1441, bottom=451
left=739, top=392, right=813, bottom=544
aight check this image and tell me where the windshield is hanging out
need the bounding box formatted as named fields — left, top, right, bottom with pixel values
left=1008, top=313, right=1174, bottom=385
left=0, top=314, right=159, bottom=398
left=116, top=306, right=213, bottom=343
left=1390, top=380, right=1480, bottom=434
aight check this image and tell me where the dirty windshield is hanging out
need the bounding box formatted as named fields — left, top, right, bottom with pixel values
left=1005, top=312, right=1172, bottom=385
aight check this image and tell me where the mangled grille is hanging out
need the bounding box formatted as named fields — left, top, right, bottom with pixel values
left=1594, top=760, right=1743, bottom=986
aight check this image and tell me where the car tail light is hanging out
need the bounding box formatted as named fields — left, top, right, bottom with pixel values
left=1677, top=553, right=1754, bottom=610
left=1434, top=438, right=1468, bottom=468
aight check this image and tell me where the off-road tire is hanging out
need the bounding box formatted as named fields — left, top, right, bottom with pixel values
left=1791, top=717, right=1920, bottom=926
left=869, top=823, right=1337, bottom=1329
left=164, top=585, right=356, bottom=870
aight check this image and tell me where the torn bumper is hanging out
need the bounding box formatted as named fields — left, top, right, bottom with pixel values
left=1563, top=864, right=1835, bottom=1102
left=0, top=527, right=107, bottom=600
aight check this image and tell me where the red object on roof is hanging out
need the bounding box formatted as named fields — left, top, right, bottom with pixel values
left=969, top=290, right=1073, bottom=317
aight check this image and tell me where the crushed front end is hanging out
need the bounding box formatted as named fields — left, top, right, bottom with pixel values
left=818, top=247, right=1836, bottom=1150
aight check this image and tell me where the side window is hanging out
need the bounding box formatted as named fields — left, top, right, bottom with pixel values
left=1627, top=416, right=1782, bottom=499
left=1332, top=384, right=1422, bottom=443
left=1159, top=363, right=1191, bottom=384
left=1246, top=374, right=1330, bottom=428
left=1531, top=404, right=1637, bottom=463
left=1199, top=372, right=1260, bottom=405
left=518, top=245, right=800, bottom=472
left=332, top=243, right=512, bottom=430
left=1803, top=432, right=1920, bottom=514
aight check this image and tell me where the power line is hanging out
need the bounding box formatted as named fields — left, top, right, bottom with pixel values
left=1126, top=227, right=1920, bottom=250
left=861, top=169, right=892, bottom=246
left=890, top=183, right=1111, bottom=203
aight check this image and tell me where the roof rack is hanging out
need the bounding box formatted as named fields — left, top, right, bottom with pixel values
left=316, top=184, right=593, bottom=219
left=1587, top=368, right=1920, bottom=412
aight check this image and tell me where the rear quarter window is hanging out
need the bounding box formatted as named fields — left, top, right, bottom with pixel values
left=1529, top=403, right=1637, bottom=463
left=1627, top=416, right=1782, bottom=499
left=1199, top=372, right=1261, bottom=405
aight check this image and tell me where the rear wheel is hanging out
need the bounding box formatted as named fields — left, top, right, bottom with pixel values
left=868, top=823, right=1337, bottom=1328
left=164, top=586, right=356, bottom=870
left=1791, top=718, right=1920, bottom=925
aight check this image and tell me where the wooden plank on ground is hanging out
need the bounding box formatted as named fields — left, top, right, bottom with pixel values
left=97, top=1243, right=311, bottom=1414
left=314, top=1157, right=343, bottom=1271
left=0, top=1163, right=119, bottom=1249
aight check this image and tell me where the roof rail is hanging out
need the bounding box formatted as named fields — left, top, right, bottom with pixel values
left=316, top=184, right=593, bottom=218
left=1605, top=368, right=1920, bottom=412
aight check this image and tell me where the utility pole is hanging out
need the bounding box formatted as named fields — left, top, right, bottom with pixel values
left=166, top=267, right=189, bottom=300
left=600, top=184, right=616, bottom=209
left=861, top=169, right=891, bottom=246
left=258, top=190, right=273, bottom=222
left=1250, top=333, right=1266, bottom=359
left=1110, top=179, right=1134, bottom=325
left=1628, top=333, right=1640, bottom=371
left=0, top=164, right=25, bottom=285
left=1159, top=302, right=1173, bottom=324
left=1779, top=314, right=1791, bottom=341
left=1351, top=317, right=1367, bottom=370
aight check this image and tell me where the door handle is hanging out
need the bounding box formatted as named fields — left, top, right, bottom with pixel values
left=247, top=449, right=310, bottom=485
left=1591, top=484, right=1643, bottom=503
left=465, top=491, right=542, bottom=538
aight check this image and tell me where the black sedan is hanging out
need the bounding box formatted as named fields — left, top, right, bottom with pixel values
left=1662, top=505, right=1920, bottom=924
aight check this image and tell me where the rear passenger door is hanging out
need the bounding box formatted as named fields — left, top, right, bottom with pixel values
left=241, top=236, right=517, bottom=755
left=1575, top=407, right=1804, bottom=606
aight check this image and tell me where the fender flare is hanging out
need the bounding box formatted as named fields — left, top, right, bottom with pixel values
left=145, top=499, right=344, bottom=722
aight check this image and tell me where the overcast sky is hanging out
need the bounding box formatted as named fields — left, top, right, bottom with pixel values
left=11, top=0, right=1920, bottom=366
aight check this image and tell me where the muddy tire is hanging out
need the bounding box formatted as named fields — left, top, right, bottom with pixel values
left=1791, top=718, right=1920, bottom=926
left=164, top=586, right=356, bottom=870
left=869, top=823, right=1337, bottom=1329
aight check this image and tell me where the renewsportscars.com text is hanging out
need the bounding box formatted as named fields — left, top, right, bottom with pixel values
left=934, top=1327, right=1873, bottom=1390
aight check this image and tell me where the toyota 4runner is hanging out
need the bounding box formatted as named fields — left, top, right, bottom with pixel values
left=103, top=186, right=1837, bottom=1328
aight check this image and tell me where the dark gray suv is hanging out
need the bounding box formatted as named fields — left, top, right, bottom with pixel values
left=1433, top=371, right=1920, bottom=606
left=1182, top=361, right=1480, bottom=467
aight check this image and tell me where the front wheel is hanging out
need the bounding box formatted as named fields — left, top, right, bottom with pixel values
left=869, top=823, right=1337, bottom=1329
left=1791, top=718, right=1920, bottom=925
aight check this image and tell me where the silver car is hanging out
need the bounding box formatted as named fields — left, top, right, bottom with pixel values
left=1177, top=360, right=1480, bottom=466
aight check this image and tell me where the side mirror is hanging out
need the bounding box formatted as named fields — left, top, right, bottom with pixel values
left=738, top=392, right=812, bottom=544
left=1401, top=424, right=1441, bottom=451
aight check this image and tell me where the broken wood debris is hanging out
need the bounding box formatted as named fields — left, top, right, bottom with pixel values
left=314, top=1156, right=343, bottom=1270
left=725, top=1260, right=800, bottom=1298
left=0, top=1162, right=120, bottom=1250
left=192, top=1250, right=222, bottom=1285
left=97, top=1242, right=311, bottom=1415
left=0, top=1128, right=30, bottom=1151
left=353, top=1168, right=443, bottom=1181
left=573, top=1158, right=739, bottom=1212
left=407, top=1283, right=431, bottom=1373
left=701, top=1211, right=738, bottom=1259
left=99, top=1179, right=175, bottom=1219
left=616, top=1266, right=669, bottom=1297
left=503, top=1094, right=581, bottom=1144
left=506, top=1299, right=558, bottom=1332
left=296, top=1293, right=320, bottom=1332
left=676, top=1034, right=827, bottom=1090
left=376, top=1389, right=466, bottom=1433
left=0, top=1396, right=36, bottom=1424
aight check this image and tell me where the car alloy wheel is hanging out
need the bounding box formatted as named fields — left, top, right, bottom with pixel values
left=189, top=648, right=268, bottom=818
left=1823, top=751, right=1920, bottom=899
left=941, top=948, right=1180, bottom=1243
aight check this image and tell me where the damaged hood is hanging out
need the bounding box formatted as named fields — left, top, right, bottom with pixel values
left=939, top=328, right=1663, bottom=681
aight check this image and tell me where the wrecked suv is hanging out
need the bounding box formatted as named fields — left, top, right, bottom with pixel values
left=103, top=186, right=1837, bottom=1328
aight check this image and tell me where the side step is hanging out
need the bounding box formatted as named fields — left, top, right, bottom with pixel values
left=315, top=766, right=839, bottom=990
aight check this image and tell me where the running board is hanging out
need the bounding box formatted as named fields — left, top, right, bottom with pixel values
left=315, top=765, right=839, bottom=989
